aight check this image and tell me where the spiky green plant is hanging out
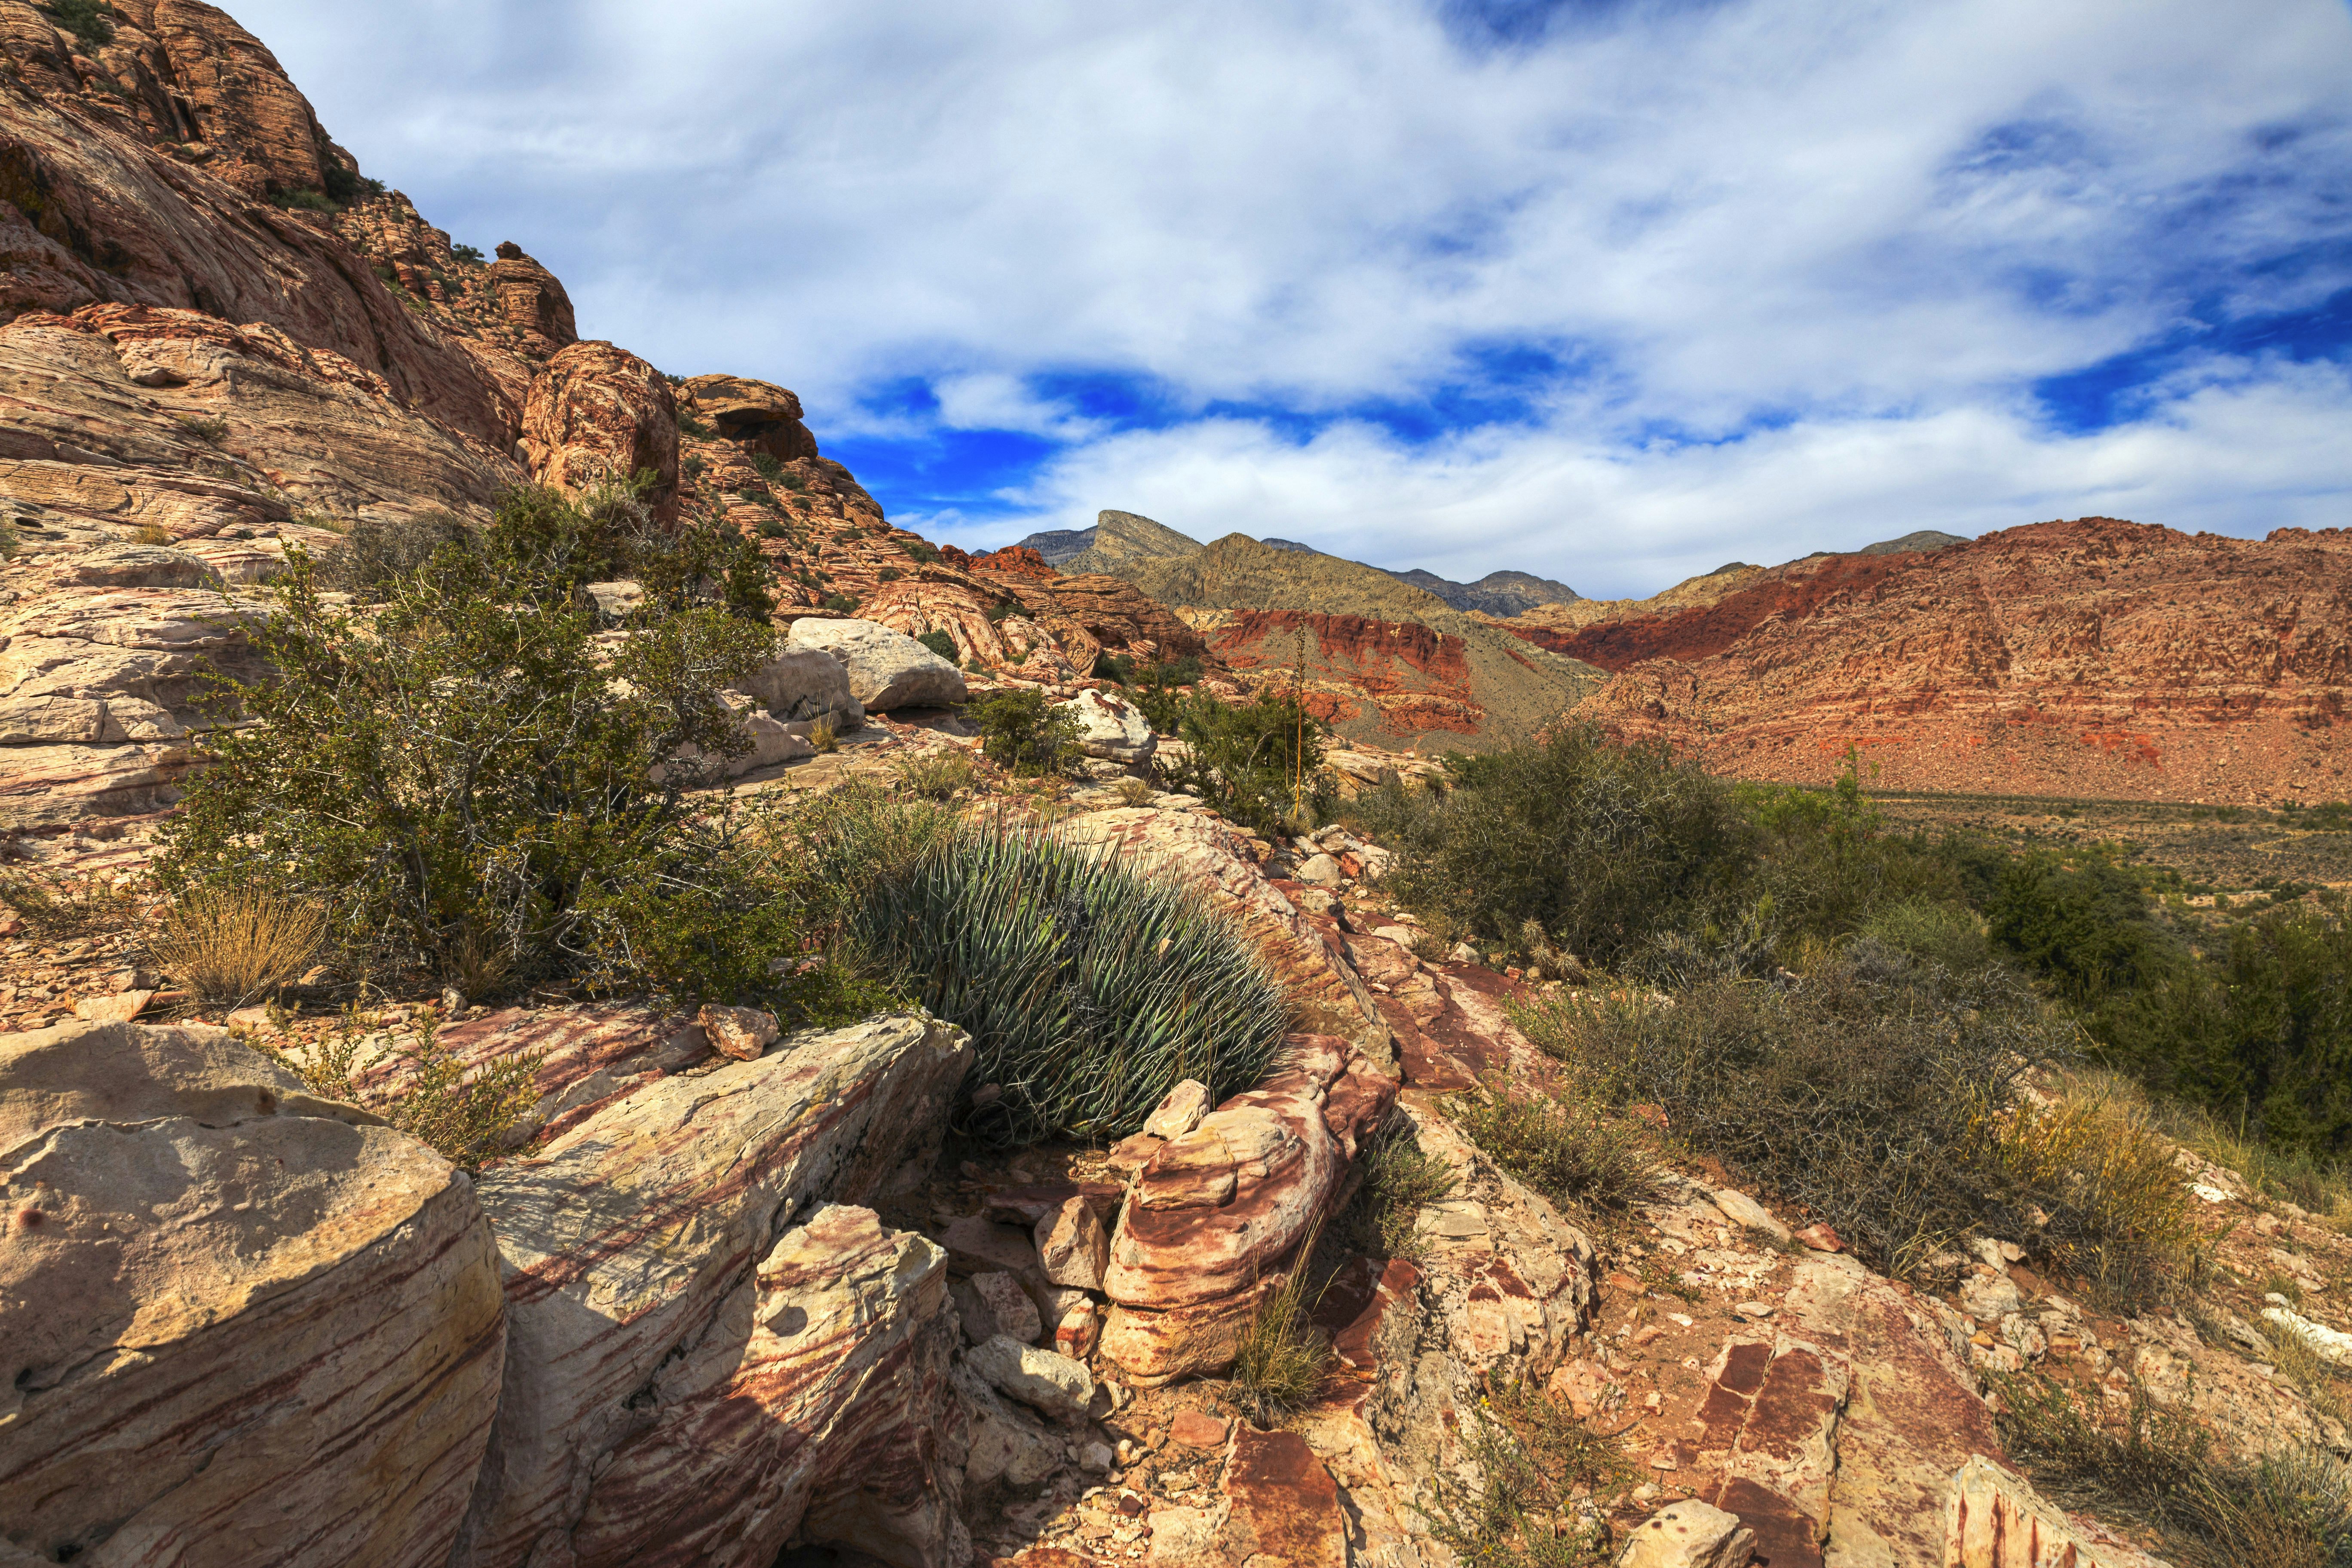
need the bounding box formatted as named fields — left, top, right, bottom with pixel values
left=845, top=819, right=1288, bottom=1144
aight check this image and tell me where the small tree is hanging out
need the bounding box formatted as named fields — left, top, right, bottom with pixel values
left=1172, top=689, right=1333, bottom=835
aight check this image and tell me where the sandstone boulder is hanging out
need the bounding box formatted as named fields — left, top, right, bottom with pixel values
left=733, top=645, right=862, bottom=723
left=1942, top=1455, right=2166, bottom=1568
left=487, top=242, right=579, bottom=358
left=451, top=1013, right=972, bottom=1568
left=970, top=1271, right=1044, bottom=1344
left=1142, top=1078, right=1210, bottom=1140
left=967, top=1334, right=1094, bottom=1422
left=521, top=340, right=679, bottom=518
left=787, top=617, right=967, bottom=710
left=682, top=374, right=820, bottom=465
left=1034, top=1194, right=1111, bottom=1292
left=1613, top=1501, right=1755, bottom=1567
left=0, top=1020, right=505, bottom=1568
left=696, top=1002, right=779, bottom=1061
left=1058, top=686, right=1155, bottom=763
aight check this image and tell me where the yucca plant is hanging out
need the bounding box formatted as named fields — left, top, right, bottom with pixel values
left=845, top=820, right=1287, bottom=1144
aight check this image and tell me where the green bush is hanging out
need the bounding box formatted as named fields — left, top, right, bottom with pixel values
left=757, top=519, right=788, bottom=539
left=451, top=242, right=486, bottom=264
left=1358, top=723, right=1751, bottom=970
left=900, top=538, right=941, bottom=564
left=158, top=481, right=826, bottom=1009
left=322, top=165, right=385, bottom=205
left=1099, top=654, right=1200, bottom=733
left=974, top=687, right=1084, bottom=776
left=816, top=813, right=1288, bottom=1144
left=1856, top=898, right=1995, bottom=973
left=313, top=510, right=474, bottom=598
left=1450, top=1083, right=1655, bottom=1218
left=270, top=188, right=339, bottom=214
left=1739, top=766, right=1967, bottom=938
left=750, top=451, right=785, bottom=481
left=915, top=629, right=959, bottom=664
left=1170, top=689, right=1334, bottom=836
left=1521, top=949, right=2194, bottom=1304
left=40, top=0, right=113, bottom=49
left=822, top=592, right=860, bottom=615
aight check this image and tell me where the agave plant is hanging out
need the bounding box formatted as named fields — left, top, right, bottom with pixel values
left=847, top=821, right=1287, bottom=1145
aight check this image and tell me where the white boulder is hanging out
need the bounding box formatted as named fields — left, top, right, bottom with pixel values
left=1058, top=687, right=1155, bottom=763
left=786, top=617, right=966, bottom=710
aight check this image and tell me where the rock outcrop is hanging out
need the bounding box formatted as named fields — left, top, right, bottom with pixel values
left=0, top=1020, right=506, bottom=1568
left=787, top=616, right=967, bottom=710
left=520, top=339, right=679, bottom=518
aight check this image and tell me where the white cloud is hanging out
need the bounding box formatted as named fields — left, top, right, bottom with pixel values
left=229, top=0, right=2352, bottom=588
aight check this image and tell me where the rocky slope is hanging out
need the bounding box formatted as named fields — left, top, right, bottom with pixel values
left=1126, top=534, right=1605, bottom=750
left=1560, top=518, right=2352, bottom=803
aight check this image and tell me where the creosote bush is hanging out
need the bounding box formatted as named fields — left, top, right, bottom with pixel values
left=974, top=687, right=1084, bottom=776
left=793, top=796, right=1286, bottom=1144
left=915, top=629, right=959, bottom=664
left=1169, top=689, right=1334, bottom=836
left=156, top=477, right=850, bottom=1015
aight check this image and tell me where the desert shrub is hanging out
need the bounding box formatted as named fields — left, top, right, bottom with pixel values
left=41, top=0, right=114, bottom=49
left=451, top=242, right=485, bottom=264
left=148, top=886, right=326, bottom=1008
left=1739, top=766, right=1968, bottom=938
left=894, top=747, right=975, bottom=801
left=1099, top=654, right=1200, bottom=733
left=180, top=415, right=230, bottom=446
left=1364, top=724, right=1751, bottom=970
left=900, top=538, right=940, bottom=564
left=312, top=510, right=474, bottom=598
left=984, top=601, right=1015, bottom=623
left=0, top=521, right=15, bottom=560
left=1421, top=1378, right=1623, bottom=1568
left=915, top=629, right=959, bottom=663
left=974, top=687, right=1084, bottom=776
left=1225, top=1229, right=1332, bottom=1426
left=1450, top=1083, right=1655, bottom=1218
left=1994, top=1373, right=2352, bottom=1568
left=157, top=481, right=823, bottom=1007
left=829, top=816, right=1288, bottom=1144
left=757, top=519, right=788, bottom=539
left=1338, top=1111, right=1458, bottom=1259
left=1523, top=950, right=2193, bottom=1302
left=0, top=863, right=138, bottom=939
left=808, top=714, right=840, bottom=753
left=679, top=412, right=716, bottom=440
left=750, top=452, right=785, bottom=481
left=131, top=522, right=173, bottom=546
left=1170, top=689, right=1334, bottom=835
left=1113, top=777, right=1156, bottom=808
left=1987, top=847, right=2181, bottom=1008
left=271, top=187, right=339, bottom=213
left=1858, top=897, right=1995, bottom=973
left=821, top=592, right=860, bottom=614
left=322, top=164, right=385, bottom=205
left=878, top=567, right=902, bottom=582
left=270, top=1011, right=545, bottom=1173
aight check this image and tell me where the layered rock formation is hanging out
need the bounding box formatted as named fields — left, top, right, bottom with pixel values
left=1565, top=518, right=2352, bottom=802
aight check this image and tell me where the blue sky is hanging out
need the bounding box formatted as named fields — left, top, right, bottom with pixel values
left=236, top=0, right=2352, bottom=597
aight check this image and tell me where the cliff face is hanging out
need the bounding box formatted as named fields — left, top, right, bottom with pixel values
left=1572, top=518, right=2352, bottom=803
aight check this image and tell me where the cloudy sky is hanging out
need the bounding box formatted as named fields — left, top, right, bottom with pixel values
left=237, top=0, right=2352, bottom=597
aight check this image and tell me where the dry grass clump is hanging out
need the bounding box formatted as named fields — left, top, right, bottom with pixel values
left=1985, top=1087, right=2205, bottom=1305
left=1422, top=1378, right=1625, bottom=1568
left=1339, top=1112, right=1458, bottom=1260
left=0, top=863, right=140, bottom=939
left=1449, top=1082, right=1655, bottom=1222
left=1225, top=1233, right=1332, bottom=1427
left=1114, top=776, right=1156, bottom=808
left=131, top=522, right=174, bottom=547
left=2263, top=1314, right=2352, bottom=1427
left=808, top=715, right=840, bottom=754
left=894, top=747, right=974, bottom=800
left=149, top=886, right=325, bottom=1008
left=1994, top=1372, right=2352, bottom=1568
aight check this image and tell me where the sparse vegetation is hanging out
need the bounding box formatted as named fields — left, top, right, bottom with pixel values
left=894, top=747, right=975, bottom=800
left=915, top=629, right=959, bottom=663
left=451, top=242, right=485, bottom=264
left=312, top=509, right=472, bottom=598
left=821, top=592, right=860, bottom=615
left=808, top=714, right=840, bottom=753
left=1421, top=1378, right=1624, bottom=1568
left=132, top=522, right=173, bottom=546
left=269, top=1010, right=545, bottom=1173
left=39, top=0, right=113, bottom=49
left=270, top=188, right=340, bottom=214
left=180, top=415, right=230, bottom=446
left=1450, top=1082, right=1655, bottom=1220
left=148, top=886, right=326, bottom=1008
left=1994, top=1372, right=2352, bottom=1568
left=1225, top=1227, right=1333, bottom=1426
left=974, top=686, right=1084, bottom=776
left=0, top=863, right=138, bottom=940
left=1113, top=777, right=1156, bottom=808
left=1338, top=1111, right=1458, bottom=1259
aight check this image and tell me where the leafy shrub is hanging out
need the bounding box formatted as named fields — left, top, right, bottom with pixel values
left=1099, top=654, right=1201, bottom=733
left=451, top=242, right=486, bottom=264
left=1740, top=766, right=1967, bottom=937
left=1361, top=724, right=1751, bottom=970
left=757, top=519, right=788, bottom=539
left=1170, top=689, right=1333, bottom=835
left=900, top=538, right=940, bottom=564
left=750, top=452, right=785, bottom=481
left=822, top=815, right=1288, bottom=1144
left=974, top=687, right=1083, bottom=776
left=1994, top=1372, right=2352, bottom=1568
left=322, top=164, right=385, bottom=205
left=985, top=602, right=1016, bottom=623
left=915, top=629, right=959, bottom=663
left=158, top=481, right=810, bottom=1006
left=40, top=0, right=113, bottom=49
left=679, top=412, right=716, bottom=440
left=271, top=1012, right=545, bottom=1173
left=1523, top=951, right=2196, bottom=1303
left=1858, top=898, right=1994, bottom=973
left=180, top=416, right=230, bottom=446
left=149, top=887, right=326, bottom=1008
left=271, top=188, right=339, bottom=213
left=822, top=592, right=860, bottom=615
left=878, top=567, right=902, bottom=582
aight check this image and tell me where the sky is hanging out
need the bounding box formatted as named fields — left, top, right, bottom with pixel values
left=233, top=0, right=2352, bottom=597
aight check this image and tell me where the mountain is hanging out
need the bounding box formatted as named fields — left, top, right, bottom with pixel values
left=1387, top=567, right=1580, bottom=616
left=1125, top=535, right=1605, bottom=750
left=1859, top=528, right=1969, bottom=556
left=1569, top=518, right=2352, bottom=803
left=1016, top=509, right=1202, bottom=576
